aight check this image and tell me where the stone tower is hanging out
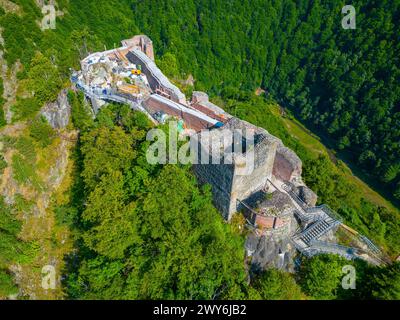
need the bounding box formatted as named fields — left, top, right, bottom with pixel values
left=193, top=118, right=279, bottom=220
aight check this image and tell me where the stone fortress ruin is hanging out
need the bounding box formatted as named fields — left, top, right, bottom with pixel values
left=72, top=35, right=388, bottom=271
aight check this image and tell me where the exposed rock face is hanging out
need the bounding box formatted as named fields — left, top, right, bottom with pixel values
left=245, top=233, right=297, bottom=273
left=184, top=74, right=195, bottom=86
left=272, top=144, right=302, bottom=182
left=41, top=89, right=71, bottom=129
left=90, top=96, right=106, bottom=115
left=34, top=1, right=65, bottom=18
left=0, top=27, right=21, bottom=124
left=296, top=185, right=318, bottom=207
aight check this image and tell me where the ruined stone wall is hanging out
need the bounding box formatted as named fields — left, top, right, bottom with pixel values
left=126, top=51, right=160, bottom=89
left=272, top=145, right=302, bottom=182
left=229, top=137, right=278, bottom=220
left=191, top=91, right=229, bottom=122
left=193, top=163, right=235, bottom=220
left=193, top=118, right=280, bottom=220
left=121, top=35, right=155, bottom=61
left=142, top=96, right=214, bottom=131
left=125, top=50, right=186, bottom=105
left=191, top=102, right=227, bottom=123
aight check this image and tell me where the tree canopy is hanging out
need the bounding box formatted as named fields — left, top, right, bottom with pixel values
left=64, top=103, right=247, bottom=299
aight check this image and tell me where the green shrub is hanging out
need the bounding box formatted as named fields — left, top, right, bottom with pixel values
left=0, top=154, right=7, bottom=172
left=0, top=136, right=17, bottom=150
left=15, top=136, right=36, bottom=165
left=251, top=269, right=304, bottom=300
left=29, top=116, right=55, bottom=148
left=68, top=90, right=94, bottom=132
left=12, top=153, right=42, bottom=190
left=11, top=98, right=41, bottom=122
left=0, top=196, right=20, bottom=235
left=0, top=108, right=5, bottom=128
left=299, top=255, right=347, bottom=300
left=13, top=194, right=34, bottom=214
left=0, top=195, right=34, bottom=271
left=0, top=269, right=18, bottom=297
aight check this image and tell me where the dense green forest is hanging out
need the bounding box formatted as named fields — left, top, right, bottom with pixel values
left=0, top=0, right=400, bottom=299
left=62, top=97, right=399, bottom=300
left=64, top=100, right=248, bottom=299
left=131, top=0, right=400, bottom=203
left=1, top=1, right=399, bottom=200
left=0, top=196, right=34, bottom=296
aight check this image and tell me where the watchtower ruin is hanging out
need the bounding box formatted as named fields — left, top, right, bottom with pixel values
left=194, top=118, right=279, bottom=220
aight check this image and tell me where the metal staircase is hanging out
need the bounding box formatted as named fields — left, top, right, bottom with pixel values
left=300, top=220, right=333, bottom=245
left=293, top=209, right=317, bottom=223
left=289, top=197, right=384, bottom=264
left=306, top=240, right=359, bottom=260
left=282, top=182, right=308, bottom=209
left=286, top=180, right=352, bottom=259
left=359, top=235, right=382, bottom=255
